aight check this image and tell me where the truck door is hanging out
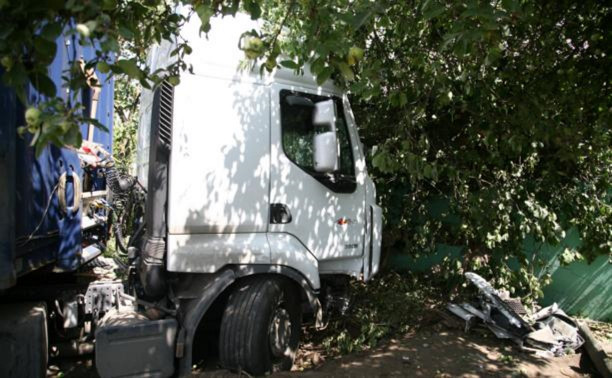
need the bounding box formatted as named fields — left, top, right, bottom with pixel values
left=268, top=85, right=367, bottom=269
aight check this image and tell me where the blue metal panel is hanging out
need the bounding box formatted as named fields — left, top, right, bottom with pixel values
left=1, top=28, right=113, bottom=281
left=0, top=72, right=17, bottom=289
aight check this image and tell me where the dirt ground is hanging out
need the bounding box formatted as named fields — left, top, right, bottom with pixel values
left=46, top=264, right=611, bottom=377
left=294, top=328, right=593, bottom=377
left=50, top=322, right=606, bottom=377
left=196, top=326, right=597, bottom=378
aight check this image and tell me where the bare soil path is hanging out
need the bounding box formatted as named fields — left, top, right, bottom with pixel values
left=195, top=326, right=597, bottom=377
left=49, top=318, right=606, bottom=377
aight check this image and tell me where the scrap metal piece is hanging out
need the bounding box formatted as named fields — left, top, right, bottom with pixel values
left=504, top=297, right=528, bottom=315
left=456, top=274, right=584, bottom=358
left=447, top=303, right=478, bottom=332
left=525, top=314, right=584, bottom=356
left=480, top=299, right=493, bottom=322
left=521, top=345, right=556, bottom=359
left=486, top=322, right=516, bottom=339
left=465, top=272, right=533, bottom=333
left=531, top=303, right=559, bottom=321
left=459, top=303, right=487, bottom=321
left=543, top=316, right=584, bottom=351
left=525, top=327, right=560, bottom=351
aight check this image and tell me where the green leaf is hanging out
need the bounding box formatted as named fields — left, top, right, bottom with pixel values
left=316, top=67, right=333, bottom=86
left=347, top=46, right=364, bottom=65
left=0, top=23, right=14, bottom=39
left=166, top=75, right=180, bottom=86
left=63, top=125, right=82, bottom=147
left=336, top=62, right=355, bottom=81
left=399, top=92, right=408, bottom=106
left=101, top=37, right=120, bottom=53
left=221, top=0, right=240, bottom=16
left=311, top=57, right=325, bottom=75
left=28, top=72, right=57, bottom=97
left=139, top=77, right=152, bottom=89
left=280, top=60, right=298, bottom=69
left=118, top=24, right=135, bottom=40
left=33, top=37, right=57, bottom=65
left=40, top=22, right=63, bottom=41
left=65, top=0, right=84, bottom=12
left=101, top=0, right=116, bottom=11
left=195, top=4, right=214, bottom=33
left=484, top=47, right=502, bottom=66
left=1, top=56, right=13, bottom=71
left=351, top=8, right=374, bottom=30
left=97, top=61, right=110, bottom=73
left=372, top=151, right=393, bottom=172
left=34, top=138, right=47, bottom=157
left=115, top=59, right=142, bottom=79
left=422, top=1, right=445, bottom=20
left=243, top=0, right=262, bottom=20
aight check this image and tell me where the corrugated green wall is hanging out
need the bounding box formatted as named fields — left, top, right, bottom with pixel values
left=540, top=254, right=610, bottom=321
left=525, top=228, right=611, bottom=321
left=389, top=227, right=611, bottom=321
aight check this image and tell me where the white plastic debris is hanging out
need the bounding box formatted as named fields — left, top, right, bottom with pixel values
left=446, top=272, right=584, bottom=357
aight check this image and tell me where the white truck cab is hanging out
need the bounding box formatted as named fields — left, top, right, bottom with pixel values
left=125, top=13, right=382, bottom=376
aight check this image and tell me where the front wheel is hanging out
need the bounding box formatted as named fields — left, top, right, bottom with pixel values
left=219, top=276, right=301, bottom=375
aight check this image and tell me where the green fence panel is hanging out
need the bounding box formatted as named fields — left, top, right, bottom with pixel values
left=389, top=227, right=611, bottom=321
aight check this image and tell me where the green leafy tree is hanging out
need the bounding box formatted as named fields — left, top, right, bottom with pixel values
left=113, top=74, right=140, bottom=170
left=257, top=0, right=611, bottom=300
left=0, top=0, right=252, bottom=154
left=1, top=0, right=610, bottom=301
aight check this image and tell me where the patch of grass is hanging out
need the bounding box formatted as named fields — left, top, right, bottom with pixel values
left=499, top=353, right=518, bottom=366
left=305, top=271, right=445, bottom=357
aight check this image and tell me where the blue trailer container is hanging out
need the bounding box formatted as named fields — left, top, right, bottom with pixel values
left=0, top=29, right=115, bottom=377
left=0, top=30, right=113, bottom=290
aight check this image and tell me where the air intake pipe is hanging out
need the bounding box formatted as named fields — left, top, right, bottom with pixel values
left=140, top=81, right=174, bottom=299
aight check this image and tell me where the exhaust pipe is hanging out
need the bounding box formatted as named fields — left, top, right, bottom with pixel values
left=140, top=81, right=174, bottom=299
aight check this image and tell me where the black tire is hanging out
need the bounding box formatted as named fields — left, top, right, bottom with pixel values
left=219, top=276, right=301, bottom=375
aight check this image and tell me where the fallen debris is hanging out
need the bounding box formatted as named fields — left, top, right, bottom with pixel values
left=446, top=303, right=478, bottom=333
left=447, top=272, right=584, bottom=357
left=577, top=321, right=612, bottom=378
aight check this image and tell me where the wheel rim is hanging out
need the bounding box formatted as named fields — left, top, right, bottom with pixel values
left=268, top=306, right=292, bottom=358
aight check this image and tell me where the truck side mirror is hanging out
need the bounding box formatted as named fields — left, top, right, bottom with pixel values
left=312, top=100, right=339, bottom=173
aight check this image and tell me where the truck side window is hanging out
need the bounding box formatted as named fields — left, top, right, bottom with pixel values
left=280, top=90, right=356, bottom=193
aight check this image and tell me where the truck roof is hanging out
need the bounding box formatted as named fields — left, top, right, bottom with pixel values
left=175, top=12, right=342, bottom=94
